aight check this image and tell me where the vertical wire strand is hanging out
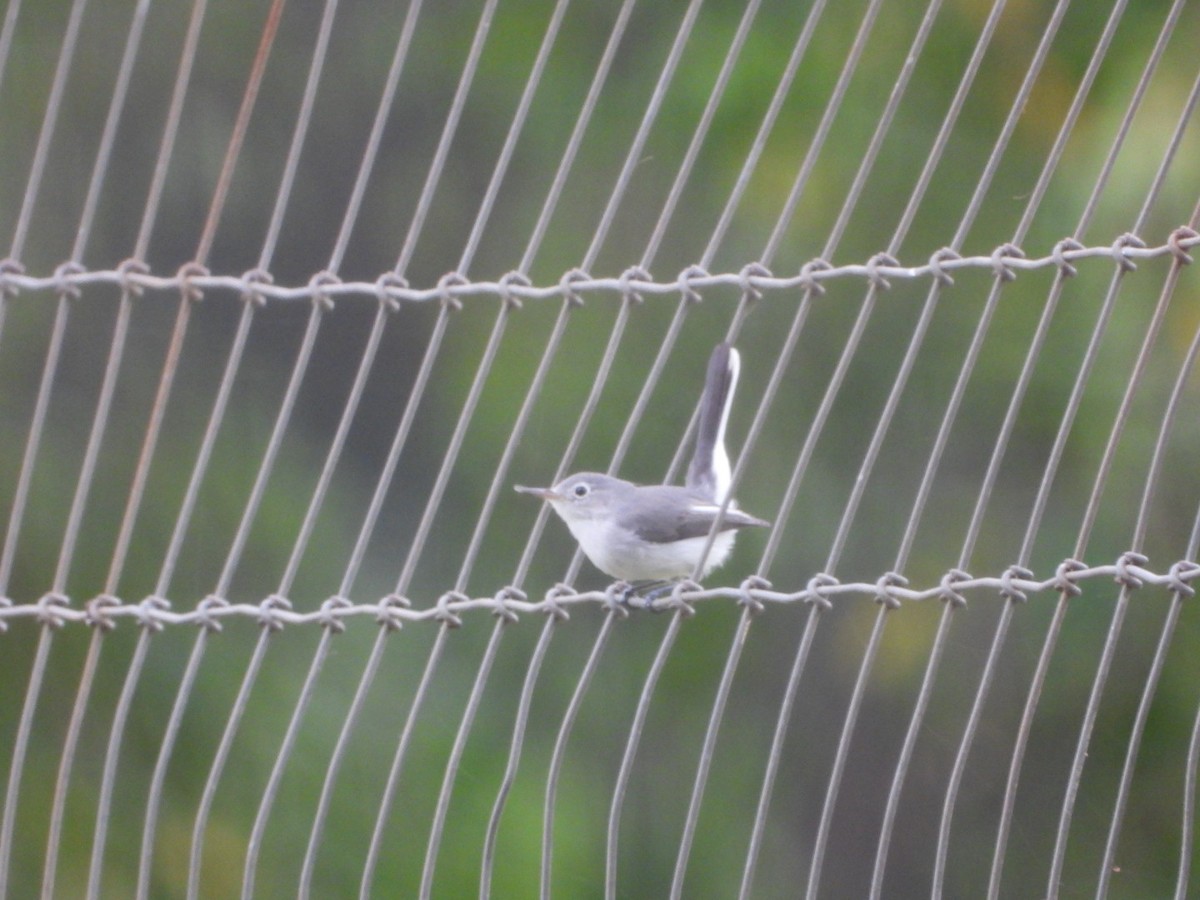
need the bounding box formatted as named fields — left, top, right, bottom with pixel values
left=327, top=0, right=424, bottom=274
left=927, top=0, right=1145, bottom=888
left=358, top=624, right=449, bottom=899
left=241, top=626, right=334, bottom=900
left=84, top=624, right=153, bottom=899
left=804, top=606, right=891, bottom=900
left=39, top=624, right=104, bottom=899
left=213, top=299, right=326, bottom=597
left=540, top=608, right=618, bottom=898
left=1098, top=585, right=1191, bottom=894
left=1175, top=501, right=1200, bottom=900
left=640, top=0, right=764, bottom=269
left=455, top=0, right=572, bottom=276
left=579, top=0, right=705, bottom=269
left=492, top=0, right=765, bottom=884
left=685, top=0, right=948, bottom=884
left=605, top=614, right=684, bottom=900
left=418, top=620, right=508, bottom=899
left=605, top=3, right=780, bottom=878
left=296, top=0, right=515, bottom=822
left=0, top=0, right=22, bottom=104
left=392, top=0, right=500, bottom=277
left=517, top=0, right=638, bottom=272
left=135, top=626, right=210, bottom=900
left=296, top=624, right=392, bottom=899
left=101, top=5, right=294, bottom=895
left=282, top=304, right=395, bottom=896
left=187, top=624, right=272, bottom=900
left=737, top=604, right=822, bottom=899
left=607, top=0, right=897, bottom=886
left=668, top=606, right=754, bottom=899
left=479, top=612, right=559, bottom=897
left=0, top=294, right=69, bottom=896
left=38, top=0, right=153, bottom=616
left=985, top=0, right=1193, bottom=882
left=1046, top=87, right=1200, bottom=899
left=6, top=0, right=88, bottom=259
left=337, top=297, right=453, bottom=598
left=524, top=0, right=787, bottom=869
left=104, top=0, right=210, bottom=591
left=0, top=623, right=53, bottom=898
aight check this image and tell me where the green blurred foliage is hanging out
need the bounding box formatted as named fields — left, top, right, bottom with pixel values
left=0, top=0, right=1199, bottom=896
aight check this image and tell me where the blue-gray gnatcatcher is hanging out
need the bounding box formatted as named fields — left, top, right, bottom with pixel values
left=516, top=343, right=769, bottom=584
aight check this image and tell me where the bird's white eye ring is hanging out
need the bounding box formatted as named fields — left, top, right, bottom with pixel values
left=571, top=483, right=589, bottom=498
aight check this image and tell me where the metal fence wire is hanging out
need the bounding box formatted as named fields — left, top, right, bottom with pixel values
left=1, top=0, right=1199, bottom=897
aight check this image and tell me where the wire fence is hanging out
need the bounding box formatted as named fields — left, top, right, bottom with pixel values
left=1, top=0, right=1199, bottom=897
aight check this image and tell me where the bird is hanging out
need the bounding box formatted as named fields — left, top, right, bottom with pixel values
left=515, top=343, right=769, bottom=585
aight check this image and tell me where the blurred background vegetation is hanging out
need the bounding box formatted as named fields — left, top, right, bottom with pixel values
left=0, top=0, right=1199, bottom=896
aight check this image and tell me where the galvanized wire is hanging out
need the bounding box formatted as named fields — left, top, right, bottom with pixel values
left=1, top=2, right=1199, bottom=899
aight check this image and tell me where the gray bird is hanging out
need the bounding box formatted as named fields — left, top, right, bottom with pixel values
left=516, top=343, right=769, bottom=584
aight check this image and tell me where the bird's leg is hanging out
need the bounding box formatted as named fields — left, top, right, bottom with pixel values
left=632, top=580, right=680, bottom=610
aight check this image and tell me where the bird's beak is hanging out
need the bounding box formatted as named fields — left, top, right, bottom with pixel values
left=514, top=485, right=560, bottom=501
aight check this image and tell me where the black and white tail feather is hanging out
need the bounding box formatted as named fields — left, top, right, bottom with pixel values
left=687, top=342, right=738, bottom=505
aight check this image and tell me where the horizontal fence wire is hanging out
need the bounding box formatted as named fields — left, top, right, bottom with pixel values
left=1, top=0, right=1200, bottom=898
left=0, top=230, right=1196, bottom=306
left=0, top=555, right=1197, bottom=629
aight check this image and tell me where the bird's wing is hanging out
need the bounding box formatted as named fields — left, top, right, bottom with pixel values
left=621, top=486, right=769, bottom=543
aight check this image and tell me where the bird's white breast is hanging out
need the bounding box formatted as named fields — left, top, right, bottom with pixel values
left=564, top=516, right=735, bottom=582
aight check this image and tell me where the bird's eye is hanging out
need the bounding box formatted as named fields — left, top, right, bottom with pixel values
left=572, top=482, right=589, bottom=498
